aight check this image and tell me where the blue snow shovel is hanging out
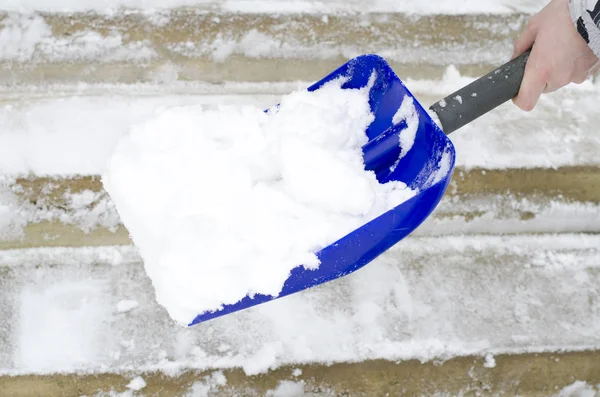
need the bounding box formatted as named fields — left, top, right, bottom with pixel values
left=189, top=51, right=530, bottom=326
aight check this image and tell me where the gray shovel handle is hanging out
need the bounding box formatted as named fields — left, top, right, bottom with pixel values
left=429, top=50, right=531, bottom=135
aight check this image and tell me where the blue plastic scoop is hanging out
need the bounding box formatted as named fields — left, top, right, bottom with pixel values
left=189, top=51, right=530, bottom=326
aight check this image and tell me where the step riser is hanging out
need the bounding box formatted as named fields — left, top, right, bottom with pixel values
left=2, top=353, right=600, bottom=397
left=1, top=169, right=599, bottom=249
left=1, top=202, right=599, bottom=250
left=0, top=12, right=526, bottom=84
left=0, top=60, right=500, bottom=86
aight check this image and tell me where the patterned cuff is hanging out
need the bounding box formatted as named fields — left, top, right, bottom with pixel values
left=569, top=0, right=600, bottom=58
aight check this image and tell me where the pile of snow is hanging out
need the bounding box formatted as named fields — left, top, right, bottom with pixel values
left=103, top=78, right=418, bottom=325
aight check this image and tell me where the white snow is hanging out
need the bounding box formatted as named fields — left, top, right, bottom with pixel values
left=427, top=149, right=453, bottom=187
left=102, top=78, right=417, bottom=325
left=556, top=381, right=600, bottom=397
left=392, top=95, right=419, bottom=164
left=0, top=0, right=550, bottom=15
left=483, top=353, right=496, bottom=368
left=126, top=376, right=147, bottom=391
left=0, top=86, right=279, bottom=176
left=14, top=277, right=112, bottom=372
left=266, top=380, right=305, bottom=397
left=116, top=300, right=139, bottom=313
left=186, top=371, right=227, bottom=396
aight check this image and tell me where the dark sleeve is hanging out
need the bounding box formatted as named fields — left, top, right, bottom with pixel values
left=569, top=0, right=600, bottom=58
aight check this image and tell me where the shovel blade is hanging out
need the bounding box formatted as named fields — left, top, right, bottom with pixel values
left=189, top=54, right=455, bottom=326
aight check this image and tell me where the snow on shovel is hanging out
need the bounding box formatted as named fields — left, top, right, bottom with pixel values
left=103, top=51, right=529, bottom=327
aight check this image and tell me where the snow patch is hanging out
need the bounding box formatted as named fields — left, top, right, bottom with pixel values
left=14, top=277, right=112, bottom=372
left=186, top=371, right=227, bottom=397
left=116, top=300, right=139, bottom=313
left=0, top=14, right=50, bottom=62
left=483, top=353, right=496, bottom=368
left=555, top=381, right=600, bottom=397
left=266, top=380, right=305, bottom=397
left=391, top=94, right=419, bottom=170
left=425, top=149, right=453, bottom=187
left=126, top=376, right=146, bottom=391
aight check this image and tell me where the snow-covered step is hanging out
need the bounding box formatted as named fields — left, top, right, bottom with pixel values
left=0, top=11, right=528, bottom=85
left=1, top=78, right=598, bottom=176
left=0, top=235, right=599, bottom=380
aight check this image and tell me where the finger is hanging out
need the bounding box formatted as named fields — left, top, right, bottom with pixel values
left=512, top=19, right=538, bottom=59
left=512, top=47, right=548, bottom=111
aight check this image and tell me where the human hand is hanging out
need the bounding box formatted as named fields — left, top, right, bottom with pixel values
left=512, top=0, right=600, bottom=111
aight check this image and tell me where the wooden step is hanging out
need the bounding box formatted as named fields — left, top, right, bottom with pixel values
left=2, top=352, right=600, bottom=397
left=1, top=167, right=599, bottom=249
left=0, top=11, right=527, bottom=85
